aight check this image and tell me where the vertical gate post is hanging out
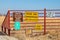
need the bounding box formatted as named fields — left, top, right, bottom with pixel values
left=4, top=28, right=6, bottom=33
left=8, top=10, right=10, bottom=36
left=8, top=29, right=10, bottom=36
left=44, top=8, right=46, bottom=34
left=2, top=26, right=3, bottom=31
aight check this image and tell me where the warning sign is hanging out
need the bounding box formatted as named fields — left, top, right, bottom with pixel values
left=35, top=24, right=43, bottom=30
left=25, top=11, right=38, bottom=22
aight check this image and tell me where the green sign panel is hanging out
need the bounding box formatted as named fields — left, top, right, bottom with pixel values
left=14, top=21, right=21, bottom=30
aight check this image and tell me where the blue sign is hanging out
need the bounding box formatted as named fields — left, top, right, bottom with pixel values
left=14, top=21, right=21, bottom=30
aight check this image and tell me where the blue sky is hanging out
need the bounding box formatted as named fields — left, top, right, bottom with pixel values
left=0, top=0, right=60, bottom=14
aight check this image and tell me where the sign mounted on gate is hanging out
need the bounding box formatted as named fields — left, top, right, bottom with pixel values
left=35, top=24, right=43, bottom=30
left=25, top=11, right=38, bottom=22
left=47, top=12, right=55, bottom=17
left=14, top=21, right=21, bottom=30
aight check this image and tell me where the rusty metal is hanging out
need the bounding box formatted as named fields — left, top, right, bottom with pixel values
left=8, top=10, right=10, bottom=36
left=1, top=26, right=3, bottom=31
left=4, top=28, right=6, bottom=33
left=44, top=8, right=46, bottom=34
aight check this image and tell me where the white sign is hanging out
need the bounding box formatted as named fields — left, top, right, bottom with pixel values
left=47, top=12, right=55, bottom=17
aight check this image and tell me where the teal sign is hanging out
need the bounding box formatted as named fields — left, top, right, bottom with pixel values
left=14, top=21, right=21, bottom=30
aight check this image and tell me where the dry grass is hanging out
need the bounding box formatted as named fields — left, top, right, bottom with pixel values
left=0, top=16, right=5, bottom=31
left=0, top=16, right=5, bottom=26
